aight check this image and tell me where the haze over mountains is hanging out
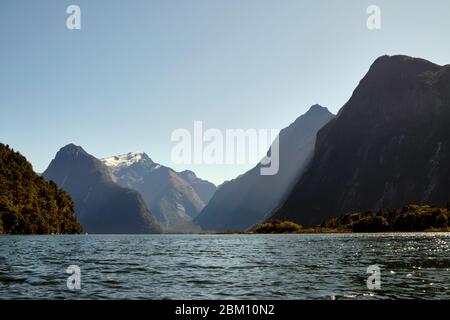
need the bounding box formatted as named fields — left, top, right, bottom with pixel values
left=195, top=105, right=334, bottom=231
left=43, top=144, right=162, bottom=234
left=102, top=153, right=216, bottom=230
left=272, top=55, right=450, bottom=226
left=4, top=54, right=450, bottom=235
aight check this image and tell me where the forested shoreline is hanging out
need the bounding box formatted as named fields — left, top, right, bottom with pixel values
left=0, top=143, right=82, bottom=235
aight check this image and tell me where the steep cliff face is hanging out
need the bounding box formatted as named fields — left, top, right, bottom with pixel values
left=272, top=55, right=450, bottom=226
left=195, top=105, right=334, bottom=231
left=102, top=153, right=216, bottom=230
left=43, top=144, right=162, bottom=234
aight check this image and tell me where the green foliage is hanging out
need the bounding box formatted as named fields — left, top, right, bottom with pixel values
left=352, top=215, right=391, bottom=232
left=255, top=220, right=303, bottom=234
left=321, top=205, right=450, bottom=233
left=0, top=143, right=82, bottom=234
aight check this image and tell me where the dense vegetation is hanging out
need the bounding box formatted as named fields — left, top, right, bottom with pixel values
left=43, top=144, right=162, bottom=234
left=320, top=204, right=450, bottom=232
left=255, top=220, right=303, bottom=233
left=272, top=56, right=450, bottom=228
left=0, top=143, right=82, bottom=234
left=255, top=205, right=450, bottom=234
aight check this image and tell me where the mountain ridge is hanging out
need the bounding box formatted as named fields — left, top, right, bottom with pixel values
left=101, top=152, right=216, bottom=231
left=195, top=104, right=334, bottom=231
left=43, top=144, right=162, bottom=234
left=271, top=55, right=450, bottom=226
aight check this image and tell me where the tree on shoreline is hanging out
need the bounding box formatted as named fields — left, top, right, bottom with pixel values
left=321, top=205, right=450, bottom=232
left=0, top=143, right=82, bottom=234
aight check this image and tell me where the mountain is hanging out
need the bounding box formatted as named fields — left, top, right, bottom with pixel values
left=43, top=144, right=161, bottom=234
left=178, top=170, right=216, bottom=204
left=0, top=143, right=82, bottom=234
left=195, top=105, right=334, bottom=231
left=102, top=153, right=216, bottom=230
left=272, top=55, right=450, bottom=226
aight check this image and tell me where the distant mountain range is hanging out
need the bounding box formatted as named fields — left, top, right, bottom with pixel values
left=195, top=105, right=334, bottom=231
left=4, top=54, right=450, bottom=235
left=102, top=153, right=216, bottom=230
left=272, top=55, right=450, bottom=226
left=43, top=144, right=162, bottom=234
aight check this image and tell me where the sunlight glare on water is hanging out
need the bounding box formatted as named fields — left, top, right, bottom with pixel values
left=0, top=233, right=449, bottom=299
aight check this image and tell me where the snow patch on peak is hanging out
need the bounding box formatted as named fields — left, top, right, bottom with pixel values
left=102, top=152, right=153, bottom=169
left=151, top=164, right=161, bottom=171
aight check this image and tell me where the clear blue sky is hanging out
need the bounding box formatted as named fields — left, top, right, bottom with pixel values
left=1, top=0, right=450, bottom=185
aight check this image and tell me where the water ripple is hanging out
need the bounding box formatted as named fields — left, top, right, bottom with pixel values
left=0, top=233, right=449, bottom=299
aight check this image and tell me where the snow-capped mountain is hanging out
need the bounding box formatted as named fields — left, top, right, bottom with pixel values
left=101, top=153, right=216, bottom=231
left=43, top=144, right=162, bottom=234
left=103, top=152, right=159, bottom=173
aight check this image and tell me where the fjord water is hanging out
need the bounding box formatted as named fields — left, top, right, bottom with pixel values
left=0, top=234, right=449, bottom=299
